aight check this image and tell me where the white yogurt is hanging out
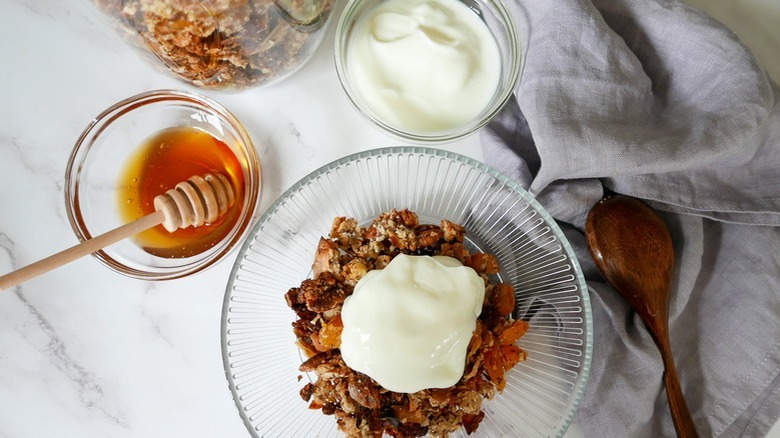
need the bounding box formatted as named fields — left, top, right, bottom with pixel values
left=340, top=254, right=485, bottom=393
left=347, top=0, right=502, bottom=133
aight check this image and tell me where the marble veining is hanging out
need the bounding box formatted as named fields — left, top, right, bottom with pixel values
left=138, top=283, right=177, bottom=349
left=1, top=135, right=63, bottom=181
left=0, top=234, right=17, bottom=271
left=18, top=288, right=128, bottom=427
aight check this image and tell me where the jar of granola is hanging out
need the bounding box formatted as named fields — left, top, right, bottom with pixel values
left=90, top=0, right=334, bottom=89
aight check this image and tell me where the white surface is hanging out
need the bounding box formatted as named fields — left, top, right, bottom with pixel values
left=0, top=0, right=777, bottom=437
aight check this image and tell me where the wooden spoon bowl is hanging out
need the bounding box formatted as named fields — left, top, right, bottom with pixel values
left=585, top=195, right=698, bottom=438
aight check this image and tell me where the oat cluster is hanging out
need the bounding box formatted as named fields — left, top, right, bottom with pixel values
left=92, top=0, right=333, bottom=88
left=285, top=209, right=529, bottom=437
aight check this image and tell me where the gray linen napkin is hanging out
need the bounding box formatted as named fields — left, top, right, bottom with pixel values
left=481, top=0, right=780, bottom=436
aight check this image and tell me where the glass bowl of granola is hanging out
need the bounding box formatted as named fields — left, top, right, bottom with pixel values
left=334, top=0, right=522, bottom=143
left=221, top=147, right=592, bottom=437
left=89, top=0, right=335, bottom=89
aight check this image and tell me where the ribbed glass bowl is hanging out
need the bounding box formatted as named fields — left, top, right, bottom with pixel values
left=221, top=147, right=592, bottom=437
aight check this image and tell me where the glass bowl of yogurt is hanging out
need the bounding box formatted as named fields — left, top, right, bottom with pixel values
left=334, top=0, right=522, bottom=143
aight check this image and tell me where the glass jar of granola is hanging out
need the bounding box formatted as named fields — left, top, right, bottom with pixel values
left=90, top=0, right=334, bottom=89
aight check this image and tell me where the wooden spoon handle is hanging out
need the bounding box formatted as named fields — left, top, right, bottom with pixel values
left=659, top=340, right=699, bottom=438
left=0, top=211, right=164, bottom=291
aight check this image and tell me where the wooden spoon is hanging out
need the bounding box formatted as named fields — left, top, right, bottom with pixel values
left=585, top=194, right=698, bottom=438
left=0, top=173, right=235, bottom=291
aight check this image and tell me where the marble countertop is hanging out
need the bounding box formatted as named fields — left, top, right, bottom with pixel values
left=1, top=0, right=778, bottom=436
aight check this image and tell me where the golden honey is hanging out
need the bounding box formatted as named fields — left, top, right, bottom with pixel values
left=117, top=126, right=245, bottom=258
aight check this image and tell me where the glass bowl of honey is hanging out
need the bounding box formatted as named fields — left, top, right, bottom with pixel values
left=65, top=89, right=262, bottom=280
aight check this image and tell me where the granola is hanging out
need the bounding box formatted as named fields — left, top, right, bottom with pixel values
left=91, top=0, right=333, bottom=88
left=285, top=209, right=529, bottom=437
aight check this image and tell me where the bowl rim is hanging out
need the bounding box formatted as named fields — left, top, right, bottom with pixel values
left=64, top=88, right=262, bottom=280
left=333, top=0, right=523, bottom=144
left=221, top=146, right=592, bottom=437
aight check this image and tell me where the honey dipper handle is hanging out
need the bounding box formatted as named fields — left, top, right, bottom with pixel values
left=0, top=211, right=164, bottom=291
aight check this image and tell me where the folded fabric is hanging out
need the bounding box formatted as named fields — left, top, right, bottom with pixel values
left=480, top=0, right=780, bottom=436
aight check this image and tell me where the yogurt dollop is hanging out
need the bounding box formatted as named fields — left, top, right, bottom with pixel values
left=348, top=0, right=502, bottom=133
left=340, top=254, right=485, bottom=393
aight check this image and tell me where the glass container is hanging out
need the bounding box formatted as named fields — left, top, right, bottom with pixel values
left=66, top=89, right=262, bottom=280
left=222, top=147, right=592, bottom=437
left=90, top=0, right=335, bottom=89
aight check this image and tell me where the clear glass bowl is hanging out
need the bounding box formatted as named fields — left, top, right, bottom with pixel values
left=221, top=147, right=591, bottom=437
left=65, top=89, right=262, bottom=280
left=334, top=0, right=523, bottom=143
left=89, top=0, right=335, bottom=90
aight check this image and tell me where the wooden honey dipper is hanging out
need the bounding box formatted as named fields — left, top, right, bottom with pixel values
left=0, top=173, right=235, bottom=291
